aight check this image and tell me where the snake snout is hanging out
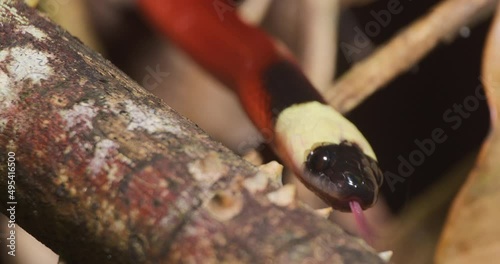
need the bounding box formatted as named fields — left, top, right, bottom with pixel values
left=304, top=141, right=383, bottom=212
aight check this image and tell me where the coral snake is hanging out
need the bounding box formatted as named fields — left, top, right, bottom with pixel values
left=138, top=0, right=383, bottom=218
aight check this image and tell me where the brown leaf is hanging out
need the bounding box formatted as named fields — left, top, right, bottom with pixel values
left=435, top=2, right=500, bottom=263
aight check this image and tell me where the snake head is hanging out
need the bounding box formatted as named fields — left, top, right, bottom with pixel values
left=303, top=141, right=383, bottom=212
left=273, top=101, right=383, bottom=212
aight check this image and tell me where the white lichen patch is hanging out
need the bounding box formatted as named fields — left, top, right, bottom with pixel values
left=242, top=149, right=263, bottom=165
left=0, top=118, right=7, bottom=134
left=0, top=46, right=54, bottom=85
left=187, top=152, right=226, bottom=186
left=379, top=251, right=393, bottom=262
left=242, top=172, right=269, bottom=194
left=0, top=70, right=16, bottom=109
left=114, top=99, right=184, bottom=135
left=266, top=184, right=296, bottom=207
left=0, top=3, right=29, bottom=24
left=0, top=50, right=7, bottom=62
left=88, top=139, right=119, bottom=175
left=18, top=25, right=47, bottom=40
left=105, top=164, right=120, bottom=184
left=61, top=100, right=97, bottom=132
left=256, top=161, right=283, bottom=187
left=314, top=207, right=333, bottom=219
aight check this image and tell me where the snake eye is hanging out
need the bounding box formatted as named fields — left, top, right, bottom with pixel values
left=303, top=141, right=383, bottom=212
left=307, top=145, right=336, bottom=174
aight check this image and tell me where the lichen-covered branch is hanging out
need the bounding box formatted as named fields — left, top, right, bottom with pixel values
left=326, top=0, right=498, bottom=114
left=0, top=1, right=383, bottom=263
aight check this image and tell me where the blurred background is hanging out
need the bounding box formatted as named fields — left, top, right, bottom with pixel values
left=1, top=0, right=492, bottom=263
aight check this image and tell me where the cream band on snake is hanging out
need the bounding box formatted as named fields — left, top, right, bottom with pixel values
left=274, top=101, right=377, bottom=170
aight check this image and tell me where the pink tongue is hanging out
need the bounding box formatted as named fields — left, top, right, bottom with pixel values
left=349, top=200, right=374, bottom=246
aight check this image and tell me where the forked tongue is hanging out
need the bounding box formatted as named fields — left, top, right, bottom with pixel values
left=349, top=200, right=374, bottom=246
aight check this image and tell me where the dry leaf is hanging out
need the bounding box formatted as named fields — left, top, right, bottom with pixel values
left=435, top=2, right=500, bottom=263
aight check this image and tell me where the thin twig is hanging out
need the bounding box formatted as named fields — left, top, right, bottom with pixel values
left=325, top=0, right=498, bottom=114
left=238, top=0, right=273, bottom=25
left=300, top=0, right=339, bottom=92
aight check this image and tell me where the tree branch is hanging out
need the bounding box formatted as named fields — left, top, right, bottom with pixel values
left=325, top=0, right=498, bottom=114
left=0, top=1, right=383, bottom=263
